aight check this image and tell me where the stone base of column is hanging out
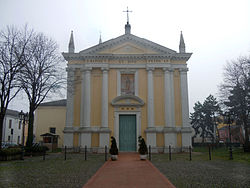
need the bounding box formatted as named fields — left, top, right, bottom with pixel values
left=182, top=132, right=192, bottom=148
left=99, top=133, right=110, bottom=148
left=164, top=132, right=177, bottom=148
left=80, top=133, right=91, bottom=148
left=146, top=133, right=156, bottom=147
left=64, top=133, right=74, bottom=148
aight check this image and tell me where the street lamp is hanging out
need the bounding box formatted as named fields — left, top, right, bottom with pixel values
left=19, top=110, right=28, bottom=146
left=212, top=115, right=217, bottom=144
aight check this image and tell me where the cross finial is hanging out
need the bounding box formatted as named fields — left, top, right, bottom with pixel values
left=123, top=7, right=132, bottom=24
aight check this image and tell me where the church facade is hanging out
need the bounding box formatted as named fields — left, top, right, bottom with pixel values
left=62, top=22, right=192, bottom=153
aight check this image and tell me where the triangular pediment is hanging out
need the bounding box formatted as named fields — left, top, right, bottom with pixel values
left=99, top=42, right=158, bottom=55
left=79, top=34, right=176, bottom=55
left=111, top=95, right=145, bottom=107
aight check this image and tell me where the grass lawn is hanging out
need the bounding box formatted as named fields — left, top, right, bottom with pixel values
left=0, top=153, right=105, bottom=188
left=152, top=146, right=250, bottom=188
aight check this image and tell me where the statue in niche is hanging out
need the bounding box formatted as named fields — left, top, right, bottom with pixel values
left=121, top=74, right=134, bottom=95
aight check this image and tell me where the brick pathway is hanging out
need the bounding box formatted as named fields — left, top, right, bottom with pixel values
left=83, top=153, right=175, bottom=188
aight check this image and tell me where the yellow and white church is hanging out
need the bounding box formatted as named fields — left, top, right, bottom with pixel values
left=62, top=20, right=192, bottom=153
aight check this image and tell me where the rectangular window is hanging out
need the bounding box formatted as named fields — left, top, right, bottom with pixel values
left=8, top=136, right=10, bottom=141
left=121, top=74, right=135, bottom=95
left=50, top=127, right=56, bottom=134
left=9, top=119, right=12, bottom=129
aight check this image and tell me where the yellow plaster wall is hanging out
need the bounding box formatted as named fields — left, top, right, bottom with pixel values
left=156, top=133, right=164, bottom=147
left=177, top=133, right=182, bottom=147
left=91, top=69, right=102, bottom=126
left=73, top=69, right=81, bottom=126
left=153, top=69, right=165, bottom=126
left=108, top=69, right=117, bottom=135
left=91, top=133, right=99, bottom=147
left=73, top=133, right=79, bottom=147
left=138, top=69, right=147, bottom=139
left=35, top=106, right=66, bottom=147
left=174, top=69, right=182, bottom=126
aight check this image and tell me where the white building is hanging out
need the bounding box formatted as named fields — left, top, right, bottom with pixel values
left=2, top=109, right=23, bottom=145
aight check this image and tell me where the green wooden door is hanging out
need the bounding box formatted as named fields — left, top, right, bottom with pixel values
left=119, top=115, right=136, bottom=151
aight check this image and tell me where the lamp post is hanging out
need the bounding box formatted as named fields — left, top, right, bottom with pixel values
left=212, top=114, right=217, bottom=144
left=19, top=111, right=28, bottom=147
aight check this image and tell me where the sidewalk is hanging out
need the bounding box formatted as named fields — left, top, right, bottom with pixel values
left=83, top=153, right=175, bottom=188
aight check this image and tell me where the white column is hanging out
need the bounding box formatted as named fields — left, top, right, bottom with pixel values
left=101, top=68, right=109, bottom=128
left=80, top=67, right=92, bottom=148
left=147, top=67, right=155, bottom=127
left=64, top=67, right=74, bottom=148
left=163, top=68, right=175, bottom=127
left=180, top=68, right=189, bottom=127
left=85, top=68, right=92, bottom=127
left=66, top=67, right=75, bottom=127
left=80, top=67, right=92, bottom=127
left=170, top=69, right=175, bottom=126
left=100, top=67, right=110, bottom=149
left=80, top=68, right=85, bottom=127
left=146, top=67, right=156, bottom=149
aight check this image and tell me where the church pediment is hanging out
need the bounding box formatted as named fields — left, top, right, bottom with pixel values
left=79, top=34, right=176, bottom=56
left=111, top=95, right=145, bottom=107
left=98, top=42, right=158, bottom=55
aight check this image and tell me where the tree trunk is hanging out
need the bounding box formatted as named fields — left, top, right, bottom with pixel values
left=26, top=106, right=35, bottom=148
left=0, top=115, right=4, bottom=150
left=0, top=107, right=7, bottom=150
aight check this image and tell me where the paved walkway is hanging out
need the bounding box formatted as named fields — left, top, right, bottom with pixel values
left=83, top=153, right=175, bottom=188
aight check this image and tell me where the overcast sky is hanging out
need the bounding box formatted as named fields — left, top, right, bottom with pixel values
left=1, top=0, right=250, bottom=113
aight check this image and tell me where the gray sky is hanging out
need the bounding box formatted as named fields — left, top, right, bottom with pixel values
left=1, top=0, right=250, bottom=113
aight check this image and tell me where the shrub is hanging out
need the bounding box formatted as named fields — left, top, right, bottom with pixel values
left=109, top=136, right=118, bottom=155
left=0, top=147, right=22, bottom=156
left=138, top=136, right=148, bottom=155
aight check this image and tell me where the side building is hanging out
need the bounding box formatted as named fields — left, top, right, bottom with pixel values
left=34, top=99, right=66, bottom=149
left=1, top=109, right=23, bottom=146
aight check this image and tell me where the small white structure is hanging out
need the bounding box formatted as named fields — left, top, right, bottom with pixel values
left=1, top=109, right=23, bottom=146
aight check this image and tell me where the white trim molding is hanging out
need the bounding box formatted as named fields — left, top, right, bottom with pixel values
left=114, top=110, right=141, bottom=150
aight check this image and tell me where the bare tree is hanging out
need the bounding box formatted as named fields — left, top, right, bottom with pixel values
left=219, top=56, right=250, bottom=150
left=19, top=32, right=65, bottom=147
left=0, top=26, right=33, bottom=149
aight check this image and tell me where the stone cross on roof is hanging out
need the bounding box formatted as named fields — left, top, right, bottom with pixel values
left=123, top=7, right=132, bottom=24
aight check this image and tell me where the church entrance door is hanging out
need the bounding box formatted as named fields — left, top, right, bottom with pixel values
left=119, top=115, right=136, bottom=151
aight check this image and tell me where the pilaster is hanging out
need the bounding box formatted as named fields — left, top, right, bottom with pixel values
left=180, top=68, right=189, bottom=127
left=101, top=67, right=109, bottom=128
left=147, top=67, right=155, bottom=128
left=80, top=67, right=92, bottom=127
left=163, top=67, right=175, bottom=127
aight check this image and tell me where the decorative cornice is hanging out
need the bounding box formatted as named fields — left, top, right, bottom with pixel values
left=62, top=53, right=192, bottom=62
left=111, top=95, right=144, bottom=107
